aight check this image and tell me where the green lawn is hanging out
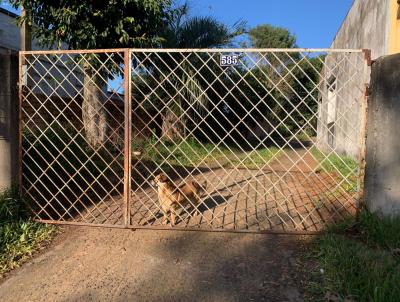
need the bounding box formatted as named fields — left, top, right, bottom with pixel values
left=311, top=147, right=359, bottom=192
left=0, top=187, right=56, bottom=277
left=306, top=211, right=400, bottom=302
left=132, top=136, right=280, bottom=169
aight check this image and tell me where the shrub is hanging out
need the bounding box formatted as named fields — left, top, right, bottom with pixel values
left=0, top=187, right=55, bottom=277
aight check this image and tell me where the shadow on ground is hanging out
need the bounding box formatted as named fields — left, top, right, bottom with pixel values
left=0, top=227, right=311, bottom=302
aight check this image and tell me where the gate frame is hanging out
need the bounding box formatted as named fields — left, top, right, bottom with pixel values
left=17, top=48, right=371, bottom=234
left=123, top=49, right=132, bottom=227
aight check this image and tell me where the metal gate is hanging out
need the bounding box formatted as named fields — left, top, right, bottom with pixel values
left=19, top=48, right=370, bottom=233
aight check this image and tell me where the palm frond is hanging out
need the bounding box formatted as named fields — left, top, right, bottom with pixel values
left=155, top=6, right=246, bottom=137
left=177, top=16, right=232, bottom=48
left=181, top=70, right=208, bottom=115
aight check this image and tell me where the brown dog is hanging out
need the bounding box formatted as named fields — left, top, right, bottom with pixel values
left=152, top=173, right=207, bottom=226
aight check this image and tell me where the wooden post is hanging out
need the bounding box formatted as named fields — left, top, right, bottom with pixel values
left=18, top=6, right=31, bottom=193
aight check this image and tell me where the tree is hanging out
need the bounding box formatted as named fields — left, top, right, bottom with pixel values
left=232, top=24, right=324, bottom=144
left=137, top=3, right=245, bottom=142
left=248, top=24, right=299, bottom=71
left=11, top=0, right=172, bottom=148
left=248, top=24, right=297, bottom=49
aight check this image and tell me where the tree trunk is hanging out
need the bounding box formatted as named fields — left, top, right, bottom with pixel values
left=161, top=108, right=185, bottom=142
left=82, top=69, right=108, bottom=149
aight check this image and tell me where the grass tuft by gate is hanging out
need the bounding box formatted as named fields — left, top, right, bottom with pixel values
left=0, top=187, right=56, bottom=277
left=307, top=210, right=400, bottom=301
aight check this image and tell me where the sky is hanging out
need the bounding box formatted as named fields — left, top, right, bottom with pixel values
left=0, top=1, right=19, bottom=15
left=1, top=0, right=353, bottom=48
left=188, top=0, right=354, bottom=48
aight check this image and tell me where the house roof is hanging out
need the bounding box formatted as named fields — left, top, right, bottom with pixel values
left=0, top=7, right=19, bottom=19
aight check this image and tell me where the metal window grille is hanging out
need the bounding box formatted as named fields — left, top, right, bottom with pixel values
left=19, top=48, right=370, bottom=233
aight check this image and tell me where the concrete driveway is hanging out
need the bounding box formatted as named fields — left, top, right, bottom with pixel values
left=0, top=227, right=310, bottom=302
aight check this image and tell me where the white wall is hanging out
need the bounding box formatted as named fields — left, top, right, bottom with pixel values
left=317, top=0, right=387, bottom=158
left=331, top=0, right=391, bottom=60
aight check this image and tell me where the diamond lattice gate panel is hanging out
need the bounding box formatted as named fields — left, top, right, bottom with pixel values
left=19, top=48, right=370, bottom=232
left=19, top=49, right=128, bottom=227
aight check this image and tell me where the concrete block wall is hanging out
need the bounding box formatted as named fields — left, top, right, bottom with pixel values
left=331, top=0, right=390, bottom=60
left=316, top=52, right=368, bottom=158
left=0, top=50, right=19, bottom=189
left=365, top=53, right=400, bottom=216
left=317, top=0, right=390, bottom=158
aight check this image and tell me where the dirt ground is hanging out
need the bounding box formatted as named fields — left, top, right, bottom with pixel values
left=0, top=226, right=312, bottom=302
left=72, top=147, right=355, bottom=232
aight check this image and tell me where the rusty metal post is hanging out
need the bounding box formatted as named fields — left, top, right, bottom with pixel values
left=356, top=49, right=372, bottom=214
left=123, top=50, right=132, bottom=227
left=362, top=49, right=372, bottom=66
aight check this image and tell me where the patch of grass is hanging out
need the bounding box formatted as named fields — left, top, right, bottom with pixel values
left=230, top=147, right=280, bottom=169
left=311, top=147, right=358, bottom=176
left=0, top=187, right=56, bottom=277
left=133, top=135, right=280, bottom=169
left=311, top=147, right=358, bottom=192
left=295, top=132, right=312, bottom=142
left=349, top=211, right=400, bottom=251
left=133, top=136, right=229, bottom=166
left=306, top=210, right=400, bottom=302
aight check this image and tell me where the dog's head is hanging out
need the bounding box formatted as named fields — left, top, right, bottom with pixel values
left=151, top=173, right=169, bottom=187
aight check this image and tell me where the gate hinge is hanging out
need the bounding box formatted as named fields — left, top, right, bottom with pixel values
left=364, top=84, right=371, bottom=97
left=362, top=49, right=372, bottom=66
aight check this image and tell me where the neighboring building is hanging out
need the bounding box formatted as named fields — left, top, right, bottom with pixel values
left=0, top=7, right=45, bottom=51
left=331, top=0, right=400, bottom=60
left=0, top=7, right=127, bottom=189
left=0, top=7, right=88, bottom=100
left=0, top=7, right=123, bottom=105
left=0, top=7, right=19, bottom=51
left=317, top=0, right=400, bottom=158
